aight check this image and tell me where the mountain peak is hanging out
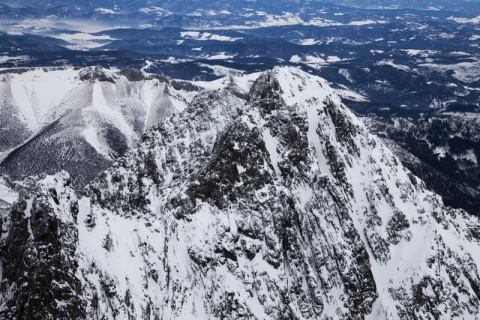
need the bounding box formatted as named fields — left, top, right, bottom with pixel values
left=1, top=68, right=480, bottom=319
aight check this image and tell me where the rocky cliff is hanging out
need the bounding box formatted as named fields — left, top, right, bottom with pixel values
left=1, top=67, right=480, bottom=319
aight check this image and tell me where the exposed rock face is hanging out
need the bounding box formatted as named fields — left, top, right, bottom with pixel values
left=0, top=172, right=83, bottom=319
left=1, top=67, right=480, bottom=319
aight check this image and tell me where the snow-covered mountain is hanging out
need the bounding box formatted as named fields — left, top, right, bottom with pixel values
left=363, top=113, right=480, bottom=216
left=0, top=67, right=200, bottom=188
left=1, top=67, right=480, bottom=319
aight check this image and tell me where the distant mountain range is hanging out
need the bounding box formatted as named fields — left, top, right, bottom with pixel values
left=1, top=0, right=479, bottom=110
left=3, top=0, right=480, bottom=11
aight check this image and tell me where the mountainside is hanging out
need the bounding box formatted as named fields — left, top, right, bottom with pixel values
left=363, top=112, right=480, bottom=216
left=1, top=67, right=480, bottom=319
left=0, top=67, right=199, bottom=187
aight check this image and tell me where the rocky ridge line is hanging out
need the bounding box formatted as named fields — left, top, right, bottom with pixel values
left=0, top=67, right=479, bottom=319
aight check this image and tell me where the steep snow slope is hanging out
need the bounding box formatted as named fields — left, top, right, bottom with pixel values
left=0, top=67, right=199, bottom=187
left=1, top=67, right=480, bottom=319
